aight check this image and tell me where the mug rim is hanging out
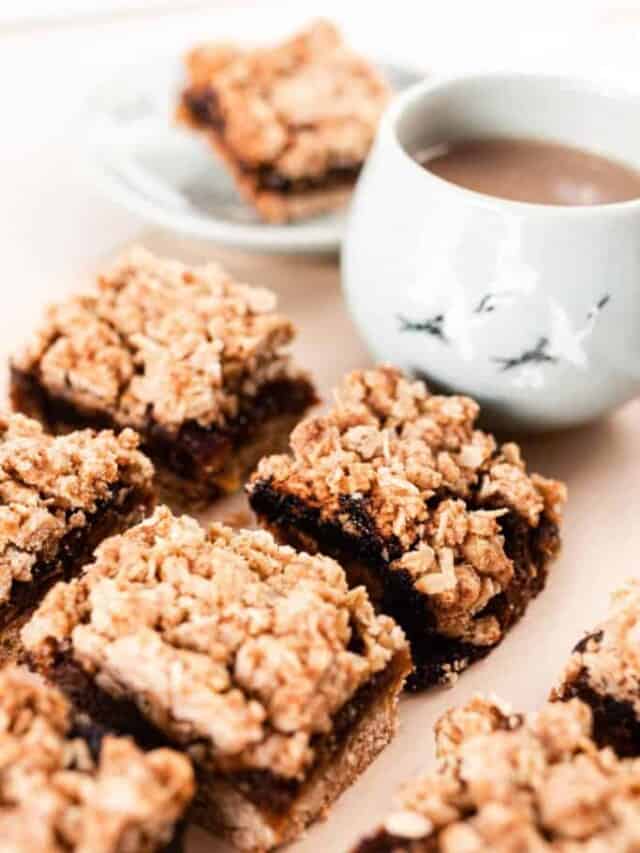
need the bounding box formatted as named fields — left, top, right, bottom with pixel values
left=381, top=70, right=640, bottom=216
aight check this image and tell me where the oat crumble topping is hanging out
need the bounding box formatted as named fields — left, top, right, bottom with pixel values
left=251, top=366, right=566, bottom=641
left=23, top=506, right=407, bottom=780
left=557, top=580, right=640, bottom=714
left=433, top=693, right=519, bottom=760
left=375, top=697, right=640, bottom=851
left=0, top=665, right=193, bottom=853
left=182, top=20, right=389, bottom=180
left=13, top=246, right=303, bottom=435
left=0, top=413, right=153, bottom=607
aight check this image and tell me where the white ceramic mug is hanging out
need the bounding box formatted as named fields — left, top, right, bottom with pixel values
left=342, top=73, right=640, bottom=430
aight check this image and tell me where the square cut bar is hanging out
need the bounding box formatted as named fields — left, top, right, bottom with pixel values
left=552, top=579, right=640, bottom=757
left=178, top=20, right=390, bottom=223
left=351, top=695, right=640, bottom=852
left=23, top=506, right=411, bottom=852
left=248, top=366, right=566, bottom=690
left=0, top=412, right=153, bottom=662
left=0, top=665, right=193, bottom=853
left=10, top=246, right=316, bottom=506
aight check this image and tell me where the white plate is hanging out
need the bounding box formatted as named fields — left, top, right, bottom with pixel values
left=83, top=57, right=424, bottom=253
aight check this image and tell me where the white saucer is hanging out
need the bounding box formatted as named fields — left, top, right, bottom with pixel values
left=83, top=57, right=424, bottom=254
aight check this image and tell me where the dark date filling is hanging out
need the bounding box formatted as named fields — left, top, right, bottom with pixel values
left=161, top=827, right=188, bottom=853
left=353, top=830, right=437, bottom=853
left=11, top=367, right=315, bottom=491
left=33, top=647, right=401, bottom=818
left=182, top=88, right=362, bottom=194
left=1, top=483, right=152, bottom=658
left=250, top=162, right=361, bottom=195
left=65, top=716, right=186, bottom=853
left=142, top=377, right=315, bottom=485
left=248, top=479, right=560, bottom=691
left=555, top=630, right=640, bottom=758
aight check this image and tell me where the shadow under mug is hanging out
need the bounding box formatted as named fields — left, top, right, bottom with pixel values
left=342, top=72, right=640, bottom=431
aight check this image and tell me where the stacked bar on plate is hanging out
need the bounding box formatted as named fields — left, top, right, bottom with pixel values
left=248, top=365, right=566, bottom=689
left=22, top=506, right=411, bottom=851
left=10, top=246, right=316, bottom=506
left=178, top=20, right=390, bottom=223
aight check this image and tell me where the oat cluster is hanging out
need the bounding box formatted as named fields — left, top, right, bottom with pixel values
left=374, top=697, right=640, bottom=851
left=0, top=413, right=152, bottom=606
left=252, top=366, right=566, bottom=640
left=23, top=506, right=407, bottom=780
left=0, top=665, right=193, bottom=853
left=13, top=246, right=301, bottom=435
left=557, top=580, right=640, bottom=713
left=182, top=20, right=389, bottom=179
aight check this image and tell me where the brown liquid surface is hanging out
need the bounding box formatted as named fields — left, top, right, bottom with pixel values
left=421, top=137, right=640, bottom=205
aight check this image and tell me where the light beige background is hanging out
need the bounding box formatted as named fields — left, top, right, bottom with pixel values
left=2, top=2, right=640, bottom=851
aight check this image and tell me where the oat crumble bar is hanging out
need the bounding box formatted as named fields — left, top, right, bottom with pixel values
left=23, top=506, right=411, bottom=851
left=553, top=579, right=640, bottom=757
left=0, top=665, right=193, bottom=852
left=248, top=365, right=566, bottom=690
left=178, top=20, right=390, bottom=223
left=0, top=412, right=153, bottom=662
left=352, top=696, right=640, bottom=852
left=10, top=246, right=315, bottom=506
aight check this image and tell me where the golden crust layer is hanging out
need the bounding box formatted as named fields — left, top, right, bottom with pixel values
left=250, top=366, right=566, bottom=642
left=366, top=696, right=640, bottom=851
left=23, top=506, right=407, bottom=780
left=0, top=412, right=153, bottom=607
left=556, top=580, right=640, bottom=714
left=12, top=246, right=304, bottom=436
left=0, top=665, right=193, bottom=853
left=181, top=20, right=389, bottom=181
